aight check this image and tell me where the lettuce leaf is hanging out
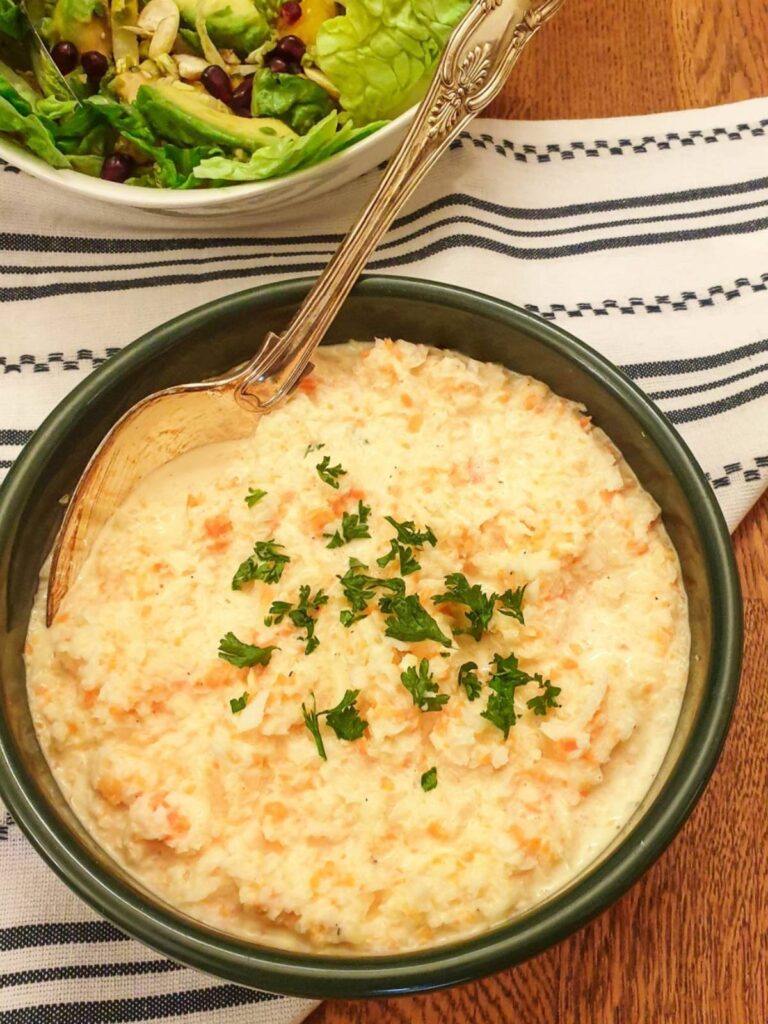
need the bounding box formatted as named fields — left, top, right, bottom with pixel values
left=0, top=92, right=71, bottom=165
left=252, top=70, right=334, bottom=135
left=315, top=0, right=470, bottom=124
left=84, top=94, right=220, bottom=187
left=192, top=109, right=385, bottom=182
left=0, top=0, right=24, bottom=40
left=0, top=69, right=72, bottom=166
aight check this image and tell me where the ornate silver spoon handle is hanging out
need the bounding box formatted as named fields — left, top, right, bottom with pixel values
left=235, top=0, right=565, bottom=410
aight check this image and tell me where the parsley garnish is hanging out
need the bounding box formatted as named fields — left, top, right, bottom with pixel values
left=244, top=487, right=267, bottom=508
left=232, top=539, right=290, bottom=589
left=458, top=661, right=483, bottom=701
left=498, top=585, right=527, bottom=625
left=325, top=500, right=372, bottom=549
left=421, top=766, right=438, bottom=792
left=337, top=559, right=405, bottom=627
left=302, top=693, right=326, bottom=759
left=433, top=573, right=497, bottom=641
left=377, top=516, right=437, bottom=576
left=400, top=658, right=449, bottom=711
left=316, top=455, right=347, bottom=489
left=265, top=585, right=328, bottom=654
left=302, top=689, right=368, bottom=759
left=377, top=539, right=421, bottom=575
left=218, top=632, right=277, bottom=669
left=383, top=594, right=452, bottom=648
left=526, top=678, right=561, bottom=716
left=230, top=692, right=249, bottom=714
left=304, top=442, right=325, bottom=457
left=325, top=689, right=368, bottom=741
left=384, top=516, right=437, bottom=548
left=481, top=652, right=540, bottom=739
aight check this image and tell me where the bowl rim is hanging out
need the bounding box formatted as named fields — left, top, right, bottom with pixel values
left=0, top=275, right=743, bottom=998
left=0, top=109, right=412, bottom=209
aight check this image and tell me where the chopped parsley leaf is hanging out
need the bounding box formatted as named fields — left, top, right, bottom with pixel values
left=316, top=455, right=347, bottom=489
left=265, top=585, right=328, bottom=655
left=481, top=652, right=537, bottom=739
left=377, top=539, right=421, bottom=576
left=383, top=594, right=452, bottom=648
left=337, top=559, right=405, bottom=627
left=244, top=487, right=267, bottom=508
left=384, top=516, right=437, bottom=548
left=302, top=693, right=326, bottom=759
left=498, top=585, right=527, bottom=625
left=302, top=688, right=368, bottom=758
left=420, top=766, right=438, bottom=792
left=232, top=539, right=290, bottom=589
left=377, top=516, right=436, bottom=575
left=432, top=573, right=496, bottom=641
left=400, top=658, right=449, bottom=712
left=305, top=442, right=325, bottom=457
left=218, top=632, right=277, bottom=669
left=526, top=677, right=561, bottom=716
left=458, top=661, right=483, bottom=701
left=230, top=692, right=249, bottom=714
left=325, top=689, right=368, bottom=741
left=325, top=500, right=372, bottom=549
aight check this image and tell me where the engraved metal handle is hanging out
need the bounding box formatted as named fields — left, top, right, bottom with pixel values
left=235, top=0, right=565, bottom=410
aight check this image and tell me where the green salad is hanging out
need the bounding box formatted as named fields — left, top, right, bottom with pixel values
left=0, top=0, right=469, bottom=187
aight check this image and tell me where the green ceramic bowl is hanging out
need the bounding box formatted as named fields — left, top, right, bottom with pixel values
left=0, top=276, right=742, bottom=999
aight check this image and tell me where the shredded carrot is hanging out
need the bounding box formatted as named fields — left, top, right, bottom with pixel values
left=407, top=413, right=423, bottom=433
left=264, top=802, right=288, bottom=822
left=298, top=375, right=317, bottom=395
left=186, top=493, right=203, bottom=508
left=400, top=392, right=414, bottom=408
left=308, top=507, right=334, bottom=533
left=204, top=513, right=232, bottom=538
left=330, top=487, right=365, bottom=517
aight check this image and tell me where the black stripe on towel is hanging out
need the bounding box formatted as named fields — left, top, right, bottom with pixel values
left=623, top=338, right=768, bottom=378
left=666, top=380, right=768, bottom=424
left=451, top=120, right=768, bottom=162
left=648, top=361, right=768, bottom=400
left=0, top=922, right=128, bottom=951
left=0, top=961, right=182, bottom=989
left=0, top=985, right=280, bottom=1024
left=6, top=200, right=768, bottom=281
left=3, top=216, right=768, bottom=303
left=0, top=429, right=33, bottom=445
left=1, top=175, right=767, bottom=256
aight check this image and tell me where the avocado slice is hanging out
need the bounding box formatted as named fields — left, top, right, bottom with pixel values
left=172, top=0, right=270, bottom=55
left=47, top=0, right=111, bottom=56
left=135, top=80, right=296, bottom=152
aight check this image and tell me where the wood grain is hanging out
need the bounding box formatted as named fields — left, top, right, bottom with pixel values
left=310, top=2, right=768, bottom=1021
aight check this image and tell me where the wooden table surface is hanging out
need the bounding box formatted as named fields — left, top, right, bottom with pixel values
left=310, top=2, right=768, bottom=1021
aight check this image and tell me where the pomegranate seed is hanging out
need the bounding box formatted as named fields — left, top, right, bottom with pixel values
left=201, top=65, right=233, bottom=105
left=276, top=34, right=305, bottom=63
left=231, top=78, right=253, bottom=115
left=50, top=41, right=78, bottom=76
left=280, top=1, right=302, bottom=24
left=101, top=153, right=134, bottom=183
left=81, top=50, right=108, bottom=83
left=267, top=56, right=289, bottom=74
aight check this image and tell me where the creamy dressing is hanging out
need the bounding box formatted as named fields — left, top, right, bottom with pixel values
left=26, top=340, right=689, bottom=953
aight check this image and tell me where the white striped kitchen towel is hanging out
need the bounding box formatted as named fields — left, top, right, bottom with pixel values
left=1, top=95, right=767, bottom=1022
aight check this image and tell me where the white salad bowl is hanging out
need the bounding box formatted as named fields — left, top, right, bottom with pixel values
left=0, top=107, right=413, bottom=217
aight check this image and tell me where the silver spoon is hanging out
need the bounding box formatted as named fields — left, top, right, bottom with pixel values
left=46, top=0, right=566, bottom=625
